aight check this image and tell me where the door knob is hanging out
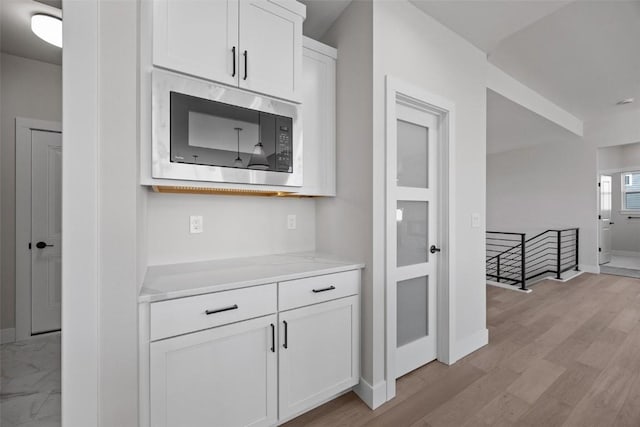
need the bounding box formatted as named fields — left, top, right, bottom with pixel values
left=430, top=245, right=441, bottom=254
left=35, top=241, right=54, bottom=249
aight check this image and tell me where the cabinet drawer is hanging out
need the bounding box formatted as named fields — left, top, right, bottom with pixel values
left=150, top=283, right=277, bottom=341
left=278, top=270, right=360, bottom=311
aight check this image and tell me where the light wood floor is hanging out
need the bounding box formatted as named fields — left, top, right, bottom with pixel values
left=284, top=273, right=640, bottom=427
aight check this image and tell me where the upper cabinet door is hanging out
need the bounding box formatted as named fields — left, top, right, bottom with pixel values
left=153, top=0, right=239, bottom=86
left=238, top=0, right=304, bottom=102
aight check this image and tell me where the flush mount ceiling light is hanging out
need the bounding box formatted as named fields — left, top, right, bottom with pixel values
left=616, top=98, right=635, bottom=106
left=31, top=14, right=62, bottom=48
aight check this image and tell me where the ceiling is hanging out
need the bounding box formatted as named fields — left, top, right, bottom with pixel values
left=488, top=0, right=640, bottom=120
left=409, top=0, right=571, bottom=53
left=1, top=0, right=62, bottom=65
left=299, top=0, right=351, bottom=40
left=487, top=89, right=581, bottom=154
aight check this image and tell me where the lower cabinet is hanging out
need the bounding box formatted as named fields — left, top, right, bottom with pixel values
left=278, top=295, right=360, bottom=421
left=146, top=269, right=361, bottom=427
left=150, top=314, right=278, bottom=427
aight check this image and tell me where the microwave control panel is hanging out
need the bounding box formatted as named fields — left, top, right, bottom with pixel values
left=275, top=117, right=293, bottom=173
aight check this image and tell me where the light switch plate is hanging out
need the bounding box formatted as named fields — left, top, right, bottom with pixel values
left=287, top=214, right=297, bottom=230
left=471, top=213, right=481, bottom=228
left=190, top=215, right=203, bottom=234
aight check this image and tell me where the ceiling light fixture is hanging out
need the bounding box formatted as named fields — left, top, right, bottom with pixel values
left=616, top=98, right=635, bottom=106
left=31, top=14, right=62, bottom=48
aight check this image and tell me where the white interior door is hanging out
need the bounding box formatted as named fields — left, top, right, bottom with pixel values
left=388, top=103, right=439, bottom=378
left=599, top=174, right=612, bottom=265
left=31, top=129, right=62, bottom=334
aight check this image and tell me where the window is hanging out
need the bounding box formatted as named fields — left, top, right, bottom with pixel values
left=622, top=171, right=640, bottom=210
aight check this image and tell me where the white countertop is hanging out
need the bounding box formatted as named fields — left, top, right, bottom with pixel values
left=139, top=252, right=365, bottom=303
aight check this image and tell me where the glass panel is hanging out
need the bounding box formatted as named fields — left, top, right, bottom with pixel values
left=397, top=276, right=429, bottom=347
left=170, top=92, right=293, bottom=173
left=397, top=119, right=428, bottom=188
left=397, top=201, right=428, bottom=267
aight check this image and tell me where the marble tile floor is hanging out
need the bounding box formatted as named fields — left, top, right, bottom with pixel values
left=0, top=333, right=60, bottom=427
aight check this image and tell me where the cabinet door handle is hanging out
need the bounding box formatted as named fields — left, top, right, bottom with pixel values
left=232, top=46, right=236, bottom=77
left=205, top=304, right=238, bottom=315
left=270, top=323, right=275, bottom=353
left=312, top=285, right=336, bottom=293
left=243, top=50, right=248, bottom=80
left=283, top=320, right=288, bottom=349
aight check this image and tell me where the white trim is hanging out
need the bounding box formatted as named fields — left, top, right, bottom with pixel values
left=580, top=264, right=600, bottom=274
left=1, top=328, right=16, bottom=344
left=453, top=328, right=488, bottom=363
left=384, top=76, right=455, bottom=401
left=548, top=270, right=585, bottom=283
left=486, top=281, right=532, bottom=293
left=487, top=64, right=583, bottom=136
left=353, top=378, right=387, bottom=410
left=15, top=118, right=62, bottom=343
left=611, top=250, right=640, bottom=258
left=599, top=165, right=640, bottom=175
left=62, top=0, right=100, bottom=424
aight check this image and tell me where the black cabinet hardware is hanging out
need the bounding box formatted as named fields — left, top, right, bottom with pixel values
left=312, top=285, right=336, bottom=293
left=35, top=241, right=54, bottom=249
left=205, top=304, right=238, bottom=315
left=430, top=245, right=441, bottom=254
left=243, top=50, right=248, bottom=80
left=270, top=323, right=275, bottom=353
left=232, top=46, right=236, bottom=77
left=283, top=320, right=288, bottom=349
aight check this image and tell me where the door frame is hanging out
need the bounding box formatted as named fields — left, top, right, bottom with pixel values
left=15, top=117, right=62, bottom=342
left=385, top=76, right=455, bottom=400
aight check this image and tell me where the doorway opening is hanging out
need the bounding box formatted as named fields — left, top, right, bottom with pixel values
left=385, top=76, right=453, bottom=401
left=597, top=142, right=640, bottom=279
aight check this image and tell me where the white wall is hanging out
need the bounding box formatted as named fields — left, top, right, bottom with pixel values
left=318, top=0, right=489, bottom=406
left=146, top=193, right=316, bottom=265
left=0, top=53, right=62, bottom=331
left=599, top=142, right=640, bottom=171
left=373, top=0, right=488, bottom=359
left=317, top=0, right=374, bottom=396
left=487, top=140, right=597, bottom=269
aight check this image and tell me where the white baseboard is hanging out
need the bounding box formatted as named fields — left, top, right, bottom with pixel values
left=579, top=264, right=600, bottom=274
left=611, top=250, right=640, bottom=258
left=549, top=270, right=585, bottom=283
left=1, top=328, right=16, bottom=344
left=486, top=280, right=532, bottom=293
left=454, top=328, right=488, bottom=362
left=354, top=378, right=387, bottom=410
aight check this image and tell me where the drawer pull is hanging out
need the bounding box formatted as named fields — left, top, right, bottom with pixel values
left=283, top=320, right=288, bottom=349
left=312, top=285, right=336, bottom=293
left=205, top=304, right=238, bottom=315
left=270, top=323, right=275, bottom=353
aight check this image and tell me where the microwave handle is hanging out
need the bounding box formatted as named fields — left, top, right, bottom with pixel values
left=232, top=46, right=236, bottom=77
left=243, top=50, right=248, bottom=81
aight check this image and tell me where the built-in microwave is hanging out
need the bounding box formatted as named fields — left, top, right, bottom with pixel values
left=152, top=70, right=302, bottom=187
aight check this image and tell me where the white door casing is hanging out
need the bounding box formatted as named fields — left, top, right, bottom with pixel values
left=599, top=175, right=613, bottom=264
left=385, top=76, right=454, bottom=400
left=31, top=130, right=63, bottom=334
left=15, top=118, right=62, bottom=341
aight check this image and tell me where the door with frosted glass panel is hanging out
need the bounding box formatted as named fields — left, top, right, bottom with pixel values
left=389, top=103, right=439, bottom=378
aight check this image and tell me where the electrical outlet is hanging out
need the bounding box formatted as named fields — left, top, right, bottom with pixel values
left=471, top=213, right=481, bottom=228
left=287, top=214, right=297, bottom=230
left=190, top=215, right=203, bottom=234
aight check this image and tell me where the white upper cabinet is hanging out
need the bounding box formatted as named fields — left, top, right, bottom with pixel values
left=152, top=0, right=305, bottom=103
left=239, top=0, right=304, bottom=102
left=299, top=37, right=337, bottom=196
left=153, top=0, right=239, bottom=87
